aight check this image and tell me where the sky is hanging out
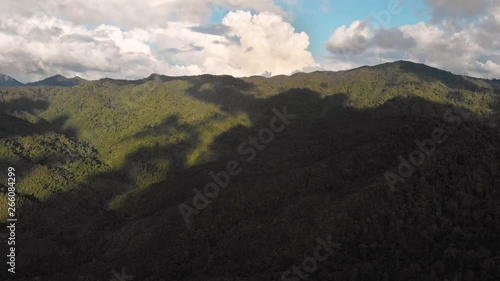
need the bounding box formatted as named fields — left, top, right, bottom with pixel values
left=0, top=0, right=499, bottom=82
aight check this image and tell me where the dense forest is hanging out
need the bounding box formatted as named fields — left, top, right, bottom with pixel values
left=0, top=61, right=499, bottom=281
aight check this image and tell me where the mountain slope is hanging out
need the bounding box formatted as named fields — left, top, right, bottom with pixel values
left=25, top=74, right=87, bottom=87
left=0, top=61, right=499, bottom=281
left=0, top=73, right=23, bottom=87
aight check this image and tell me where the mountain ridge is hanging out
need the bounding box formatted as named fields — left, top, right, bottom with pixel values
left=0, top=73, right=23, bottom=87
left=25, top=74, right=87, bottom=87
left=4, top=61, right=499, bottom=88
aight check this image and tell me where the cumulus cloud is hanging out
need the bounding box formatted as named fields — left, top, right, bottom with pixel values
left=325, top=21, right=372, bottom=55
left=219, top=11, right=318, bottom=76
left=0, top=14, right=191, bottom=81
left=0, top=7, right=317, bottom=82
left=397, top=23, right=484, bottom=74
left=475, top=60, right=500, bottom=78
left=324, top=1, right=500, bottom=79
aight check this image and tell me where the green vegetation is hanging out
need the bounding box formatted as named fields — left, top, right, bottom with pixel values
left=0, top=61, right=499, bottom=281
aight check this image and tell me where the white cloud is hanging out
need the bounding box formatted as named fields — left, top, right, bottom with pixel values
left=473, top=60, right=500, bottom=78
left=0, top=0, right=288, bottom=28
left=0, top=8, right=317, bottom=82
left=218, top=11, right=318, bottom=76
left=325, top=21, right=373, bottom=55
left=0, top=15, right=173, bottom=81
left=2, top=0, right=498, bottom=81
left=322, top=60, right=361, bottom=72
left=324, top=2, right=500, bottom=79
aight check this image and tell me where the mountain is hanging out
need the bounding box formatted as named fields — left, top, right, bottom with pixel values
left=25, top=74, right=87, bottom=87
left=0, top=61, right=500, bottom=281
left=0, top=73, right=23, bottom=87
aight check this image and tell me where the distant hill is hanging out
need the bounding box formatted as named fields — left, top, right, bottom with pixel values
left=26, top=74, right=86, bottom=87
left=0, top=73, right=23, bottom=87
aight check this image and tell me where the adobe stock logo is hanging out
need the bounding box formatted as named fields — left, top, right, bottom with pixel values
left=179, top=106, right=296, bottom=224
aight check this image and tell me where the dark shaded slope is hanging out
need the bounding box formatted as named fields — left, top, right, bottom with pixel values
left=10, top=90, right=500, bottom=281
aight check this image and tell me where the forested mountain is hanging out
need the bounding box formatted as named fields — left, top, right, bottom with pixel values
left=25, top=75, right=87, bottom=87
left=0, top=61, right=499, bottom=281
left=0, top=74, right=23, bottom=87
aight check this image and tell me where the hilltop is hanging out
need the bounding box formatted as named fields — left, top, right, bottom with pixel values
left=0, top=73, right=23, bottom=87
left=25, top=74, right=87, bottom=87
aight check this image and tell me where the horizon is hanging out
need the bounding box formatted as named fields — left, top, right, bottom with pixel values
left=0, top=0, right=499, bottom=83
left=2, top=60, right=500, bottom=85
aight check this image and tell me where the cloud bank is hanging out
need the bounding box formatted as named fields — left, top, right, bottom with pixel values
left=0, top=0, right=317, bottom=82
left=324, top=0, right=500, bottom=79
